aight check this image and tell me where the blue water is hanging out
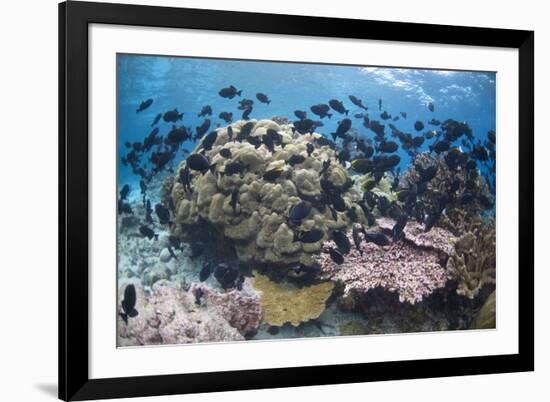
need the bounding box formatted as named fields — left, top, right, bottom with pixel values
left=117, top=54, right=496, bottom=191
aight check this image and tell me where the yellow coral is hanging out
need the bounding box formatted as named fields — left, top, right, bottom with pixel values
left=252, top=272, right=334, bottom=327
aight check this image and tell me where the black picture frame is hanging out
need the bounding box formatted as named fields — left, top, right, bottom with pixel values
left=59, top=1, right=534, bottom=400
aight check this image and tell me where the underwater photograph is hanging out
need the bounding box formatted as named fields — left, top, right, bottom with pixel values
left=116, top=54, right=496, bottom=347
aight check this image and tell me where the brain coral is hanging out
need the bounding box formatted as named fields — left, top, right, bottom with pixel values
left=166, top=119, right=367, bottom=267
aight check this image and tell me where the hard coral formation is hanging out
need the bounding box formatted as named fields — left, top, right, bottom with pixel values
left=470, top=290, right=496, bottom=329
left=190, top=282, right=262, bottom=335
left=167, top=119, right=366, bottom=267
left=319, top=230, right=448, bottom=304
left=252, top=272, right=334, bottom=327
left=118, top=283, right=245, bottom=346
left=447, top=218, right=496, bottom=299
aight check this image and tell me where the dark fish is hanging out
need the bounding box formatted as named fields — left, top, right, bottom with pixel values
left=227, top=126, right=234, bottom=141
left=428, top=118, right=441, bottom=126
left=416, top=164, right=438, bottom=182
left=392, top=213, right=408, bottom=241
left=414, top=121, right=425, bottom=131
left=331, top=118, right=352, bottom=140
left=230, top=187, right=239, bottom=213
left=219, top=112, right=233, bottom=123
left=124, top=141, right=131, bottom=149
left=256, top=92, right=271, bottom=104
left=425, top=130, right=437, bottom=139
left=187, top=153, right=216, bottom=174
left=168, top=235, right=182, bottom=251
left=310, top=104, right=332, bottom=119
left=328, top=247, right=344, bottom=264
left=139, top=225, right=158, bottom=240
left=351, top=158, right=374, bottom=174
left=363, top=231, right=391, bottom=246
left=287, top=154, right=306, bottom=166
left=320, top=160, right=331, bottom=175
left=119, top=184, right=130, bottom=200
left=224, top=160, right=248, bottom=176
left=163, top=108, right=183, bottom=122
left=218, top=85, right=242, bottom=99
left=293, top=119, right=315, bottom=134
left=428, top=102, right=435, bottom=112
left=219, top=148, right=232, bottom=158
left=380, top=111, right=391, bottom=120
left=348, top=95, right=368, bottom=110
left=238, top=98, right=254, bottom=110
left=431, top=140, right=450, bottom=153
left=145, top=199, right=153, bottom=223
left=472, top=144, right=489, bottom=161
left=330, top=194, right=346, bottom=212
left=247, top=135, right=263, bottom=148
left=352, top=225, right=363, bottom=255
left=200, top=262, right=212, bottom=282
left=118, top=199, right=133, bottom=215
left=198, top=105, right=212, bottom=118
left=214, top=263, right=239, bottom=290
left=242, top=106, right=253, bottom=120
left=120, top=284, right=138, bottom=324
left=201, top=130, right=217, bottom=151
left=377, top=140, right=398, bottom=153
left=306, top=143, right=314, bottom=157
left=237, top=122, right=255, bottom=141
left=287, top=263, right=321, bottom=278
left=151, top=113, right=162, bottom=126
left=288, top=201, right=311, bottom=225
left=378, top=99, right=382, bottom=111
left=354, top=113, right=364, bottom=119
left=412, top=136, right=425, bottom=148
left=178, top=165, right=192, bottom=192
left=136, top=98, right=153, bottom=113
left=194, top=287, right=203, bottom=306
left=400, top=112, right=407, bottom=119
left=263, top=166, right=284, bottom=181
left=155, top=203, right=172, bottom=225
left=167, top=245, right=178, bottom=261
left=332, top=230, right=351, bottom=254
left=293, top=228, right=324, bottom=243
left=139, top=179, right=147, bottom=195
left=294, top=110, right=307, bottom=120
left=328, top=99, right=349, bottom=115
left=195, top=119, right=211, bottom=140
left=393, top=116, right=400, bottom=121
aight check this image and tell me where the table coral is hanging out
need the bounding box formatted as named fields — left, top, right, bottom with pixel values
left=252, top=272, right=334, bottom=327
left=319, top=230, right=448, bottom=304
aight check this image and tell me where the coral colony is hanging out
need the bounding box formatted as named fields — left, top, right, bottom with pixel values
left=117, top=57, right=496, bottom=345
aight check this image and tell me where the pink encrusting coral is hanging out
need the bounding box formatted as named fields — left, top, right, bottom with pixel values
left=117, top=282, right=261, bottom=346
left=376, top=217, right=457, bottom=256
left=319, top=228, right=449, bottom=304
left=190, top=283, right=262, bottom=335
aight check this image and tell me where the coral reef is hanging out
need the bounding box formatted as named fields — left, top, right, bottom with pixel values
left=470, top=290, right=496, bottom=329
left=117, top=283, right=246, bottom=346
left=166, top=119, right=367, bottom=267
left=376, top=217, right=457, bottom=257
left=252, top=272, right=334, bottom=327
left=447, top=217, right=496, bottom=299
left=190, top=282, right=262, bottom=336
left=319, top=229, right=449, bottom=304
left=401, top=151, right=494, bottom=234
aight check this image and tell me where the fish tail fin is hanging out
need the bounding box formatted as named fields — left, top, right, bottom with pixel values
left=331, top=133, right=337, bottom=141
left=178, top=113, right=183, bottom=120
left=293, top=232, right=301, bottom=242
left=120, top=312, right=128, bottom=325
left=267, top=100, right=271, bottom=104
left=129, top=308, right=138, bottom=318
left=209, top=163, right=217, bottom=174
left=345, top=109, right=349, bottom=115
left=154, top=234, right=159, bottom=241
left=237, top=90, right=242, bottom=97
left=328, top=113, right=333, bottom=119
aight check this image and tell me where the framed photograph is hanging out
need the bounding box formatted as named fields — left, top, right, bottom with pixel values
left=59, top=1, right=534, bottom=400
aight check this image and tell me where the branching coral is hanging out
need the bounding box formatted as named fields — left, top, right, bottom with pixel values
left=252, top=272, right=334, bottom=327
left=447, top=217, right=496, bottom=299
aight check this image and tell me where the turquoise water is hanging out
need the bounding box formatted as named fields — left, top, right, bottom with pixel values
left=117, top=54, right=496, bottom=190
